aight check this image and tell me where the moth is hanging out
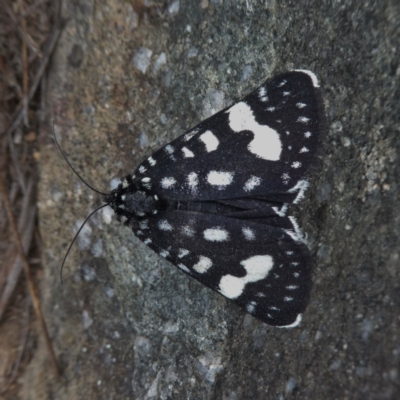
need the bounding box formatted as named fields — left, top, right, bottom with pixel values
left=60, top=70, right=324, bottom=328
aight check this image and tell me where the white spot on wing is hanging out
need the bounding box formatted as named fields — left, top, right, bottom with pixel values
left=141, top=177, right=151, bottom=182
left=293, top=69, right=320, bottom=87
left=139, top=220, right=149, bottom=230
left=277, top=314, right=303, bottom=329
left=164, top=145, right=174, bottom=154
left=203, top=227, right=229, bottom=242
left=219, top=255, right=274, bottom=299
left=282, top=173, right=291, bottom=184
left=181, top=225, right=195, bottom=237
left=246, top=301, right=257, bottom=314
left=291, top=161, right=302, bottom=169
left=161, top=177, right=177, bottom=189
left=193, top=256, right=213, bottom=274
left=158, top=219, right=173, bottom=231
left=299, top=147, right=309, bottom=153
left=284, top=296, right=293, bottom=302
left=177, top=263, right=191, bottom=273
left=159, top=249, right=170, bottom=258
left=304, top=131, right=312, bottom=138
left=182, top=147, right=194, bottom=158
left=288, top=179, right=309, bottom=204
left=258, top=87, right=268, bottom=102
left=199, top=130, right=219, bottom=152
left=187, top=172, right=198, bottom=191
left=297, top=116, right=310, bottom=123
left=242, top=227, right=255, bottom=241
left=143, top=238, right=152, bottom=245
left=177, top=248, right=189, bottom=258
left=272, top=204, right=288, bottom=217
left=147, top=156, right=156, bottom=166
left=285, top=216, right=305, bottom=243
left=286, top=285, right=299, bottom=290
left=184, top=129, right=198, bottom=142
left=138, top=166, right=147, bottom=174
left=207, top=171, right=234, bottom=187
left=226, top=102, right=282, bottom=161
left=296, top=102, right=307, bottom=108
left=244, top=176, right=261, bottom=192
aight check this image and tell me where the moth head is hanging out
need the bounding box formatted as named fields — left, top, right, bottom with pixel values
left=104, top=175, right=161, bottom=222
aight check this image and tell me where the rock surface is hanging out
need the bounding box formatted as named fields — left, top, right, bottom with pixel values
left=23, top=0, right=400, bottom=399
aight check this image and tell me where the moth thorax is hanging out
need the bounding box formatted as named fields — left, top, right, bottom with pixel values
left=124, top=190, right=158, bottom=216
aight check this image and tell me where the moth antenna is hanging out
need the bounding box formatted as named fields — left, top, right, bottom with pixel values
left=53, top=122, right=108, bottom=196
left=60, top=203, right=109, bottom=283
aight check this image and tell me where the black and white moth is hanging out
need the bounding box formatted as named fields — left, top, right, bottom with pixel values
left=73, top=70, right=324, bottom=328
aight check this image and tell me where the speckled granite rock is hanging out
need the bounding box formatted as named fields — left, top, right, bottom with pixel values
left=23, top=0, right=400, bottom=399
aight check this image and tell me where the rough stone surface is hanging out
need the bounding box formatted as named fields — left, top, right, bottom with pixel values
left=23, top=0, right=400, bottom=399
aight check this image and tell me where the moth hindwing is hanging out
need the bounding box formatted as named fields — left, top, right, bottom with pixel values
left=105, top=70, right=324, bottom=327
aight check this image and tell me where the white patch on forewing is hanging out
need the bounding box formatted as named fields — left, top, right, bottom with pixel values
left=286, top=285, right=299, bottom=290
left=203, top=227, right=229, bottom=242
left=288, top=179, right=309, bottom=204
left=242, top=227, right=255, bottom=241
left=293, top=69, right=320, bottom=87
left=141, top=177, right=151, bottom=182
left=199, top=130, right=219, bottom=152
left=193, top=256, right=213, bottom=274
left=283, top=91, right=291, bottom=96
left=278, top=80, right=287, bottom=87
left=147, top=156, right=156, bottom=166
left=187, top=172, right=199, bottom=190
left=296, top=102, right=306, bottom=108
left=181, top=225, right=195, bottom=237
left=226, top=102, right=282, bottom=161
left=244, top=176, right=261, bottom=192
left=246, top=301, right=257, bottom=314
left=139, top=219, right=149, bottom=230
left=272, top=203, right=288, bottom=217
left=299, top=147, right=309, bottom=153
left=207, top=171, right=234, bottom=187
left=177, top=263, right=191, bottom=274
left=184, top=129, right=198, bottom=142
left=291, top=161, right=302, bottom=169
left=177, top=248, right=189, bottom=258
left=144, top=238, right=152, bottom=245
left=258, top=87, right=268, bottom=102
left=267, top=107, right=275, bottom=112
left=161, top=177, right=177, bottom=189
left=158, top=219, right=173, bottom=231
left=277, top=314, right=303, bottom=329
left=304, top=131, right=312, bottom=138
left=219, top=255, right=274, bottom=299
left=293, top=272, right=300, bottom=278
left=164, top=145, right=174, bottom=154
left=138, top=165, right=147, bottom=174
left=159, top=249, right=170, bottom=258
left=297, top=116, right=310, bottom=123
left=284, top=296, right=293, bottom=302
left=282, top=172, right=291, bottom=184
left=182, top=147, right=194, bottom=158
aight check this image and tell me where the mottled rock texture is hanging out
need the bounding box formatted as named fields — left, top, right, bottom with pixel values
left=23, top=0, right=400, bottom=399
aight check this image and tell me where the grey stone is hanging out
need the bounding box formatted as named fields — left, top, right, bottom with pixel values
left=24, top=0, right=400, bottom=399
